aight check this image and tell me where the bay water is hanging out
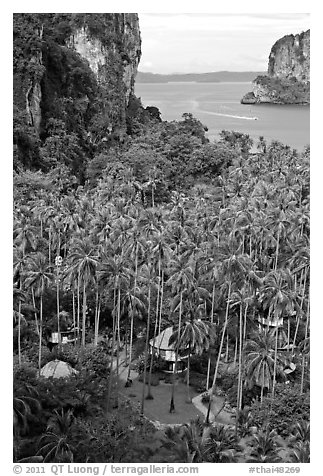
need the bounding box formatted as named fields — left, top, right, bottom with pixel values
left=135, top=82, right=310, bottom=151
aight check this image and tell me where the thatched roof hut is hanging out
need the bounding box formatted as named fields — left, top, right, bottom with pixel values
left=149, top=327, right=186, bottom=372
left=40, top=359, right=78, bottom=379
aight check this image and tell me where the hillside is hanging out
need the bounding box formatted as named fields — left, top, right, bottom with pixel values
left=13, top=13, right=142, bottom=180
left=137, top=71, right=265, bottom=83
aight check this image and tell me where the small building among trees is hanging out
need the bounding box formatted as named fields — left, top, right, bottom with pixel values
left=149, top=326, right=186, bottom=372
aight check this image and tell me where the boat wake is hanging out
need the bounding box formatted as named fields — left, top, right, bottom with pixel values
left=199, top=109, right=258, bottom=120
left=191, top=102, right=258, bottom=120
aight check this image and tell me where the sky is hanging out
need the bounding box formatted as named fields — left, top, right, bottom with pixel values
left=138, top=13, right=310, bottom=74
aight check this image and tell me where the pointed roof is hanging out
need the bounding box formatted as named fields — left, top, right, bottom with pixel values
left=40, top=359, right=78, bottom=379
left=149, top=326, right=175, bottom=351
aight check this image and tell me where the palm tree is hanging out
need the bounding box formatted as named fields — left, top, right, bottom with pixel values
left=203, top=424, right=239, bottom=462
left=161, top=418, right=207, bottom=463
left=13, top=383, right=41, bottom=460
left=138, top=260, right=156, bottom=415
left=37, top=409, right=75, bottom=462
left=13, top=286, right=27, bottom=364
left=13, top=218, right=37, bottom=256
left=289, top=421, right=310, bottom=446
left=206, top=242, right=251, bottom=423
left=260, top=269, right=296, bottom=398
left=290, top=441, right=310, bottom=463
left=171, top=306, right=216, bottom=403
left=69, top=238, right=98, bottom=347
left=121, top=281, right=147, bottom=380
left=247, top=427, right=282, bottom=463
left=25, top=252, right=53, bottom=375
left=167, top=254, right=195, bottom=412
left=204, top=256, right=221, bottom=390
left=150, top=231, right=171, bottom=336
left=300, top=296, right=310, bottom=394
left=100, top=253, right=129, bottom=411
left=124, top=226, right=146, bottom=377
left=245, top=329, right=284, bottom=402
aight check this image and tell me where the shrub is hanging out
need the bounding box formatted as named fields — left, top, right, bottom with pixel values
left=135, top=353, right=168, bottom=374
left=236, top=407, right=254, bottom=437
left=249, top=383, right=310, bottom=437
left=77, top=346, right=111, bottom=377
left=201, top=392, right=210, bottom=404
left=189, top=373, right=207, bottom=393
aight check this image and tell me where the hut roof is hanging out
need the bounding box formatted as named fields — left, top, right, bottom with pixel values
left=40, top=359, right=78, bottom=379
left=149, top=326, right=175, bottom=351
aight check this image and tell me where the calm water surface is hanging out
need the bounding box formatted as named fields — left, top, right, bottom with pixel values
left=135, top=82, right=310, bottom=151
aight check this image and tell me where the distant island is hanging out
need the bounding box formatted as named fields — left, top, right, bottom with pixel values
left=136, top=71, right=265, bottom=84
left=241, top=30, right=310, bottom=105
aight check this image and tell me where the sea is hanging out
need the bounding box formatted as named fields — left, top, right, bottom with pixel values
left=135, top=82, right=310, bottom=151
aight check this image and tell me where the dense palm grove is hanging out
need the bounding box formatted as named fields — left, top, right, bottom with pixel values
left=13, top=109, right=310, bottom=463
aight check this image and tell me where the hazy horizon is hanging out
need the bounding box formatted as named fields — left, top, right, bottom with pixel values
left=137, top=69, right=265, bottom=75
left=139, top=13, right=310, bottom=74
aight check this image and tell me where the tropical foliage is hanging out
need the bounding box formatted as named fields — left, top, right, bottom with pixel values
left=13, top=15, right=309, bottom=465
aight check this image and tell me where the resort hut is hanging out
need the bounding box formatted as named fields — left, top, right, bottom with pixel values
left=149, top=326, right=186, bottom=372
left=257, top=315, right=289, bottom=349
left=40, top=359, right=78, bottom=379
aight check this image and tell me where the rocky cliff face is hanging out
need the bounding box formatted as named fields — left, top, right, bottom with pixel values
left=268, top=30, right=310, bottom=82
left=241, top=30, right=310, bottom=105
left=67, top=14, right=141, bottom=105
left=13, top=14, right=141, bottom=140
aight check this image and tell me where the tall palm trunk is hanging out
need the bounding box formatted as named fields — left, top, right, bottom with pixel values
left=94, top=286, right=99, bottom=346
left=233, top=337, right=238, bottom=364
left=271, top=324, right=280, bottom=399
left=38, top=295, right=43, bottom=377
left=107, top=287, right=117, bottom=413
left=260, top=365, right=265, bottom=403
left=107, top=288, right=117, bottom=413
left=292, top=267, right=308, bottom=353
left=31, top=287, right=39, bottom=335
left=141, top=274, right=151, bottom=415
left=237, top=302, right=243, bottom=412
left=48, top=227, right=51, bottom=266
left=82, top=281, right=86, bottom=347
left=206, top=280, right=232, bottom=424
left=186, top=342, right=192, bottom=403
left=287, top=318, right=291, bottom=356
left=159, top=271, right=165, bottom=321
left=206, top=283, right=215, bottom=390
left=56, top=263, right=60, bottom=336
left=225, top=332, right=229, bottom=362
left=147, top=288, right=159, bottom=400
left=274, top=228, right=280, bottom=271
left=300, top=298, right=310, bottom=394
left=18, top=299, right=22, bottom=365
left=170, top=291, right=183, bottom=413
left=127, top=244, right=138, bottom=380
left=240, top=303, right=248, bottom=410
left=115, top=286, right=121, bottom=408
left=157, top=260, right=162, bottom=336
left=72, top=290, right=76, bottom=343
left=77, top=271, right=80, bottom=343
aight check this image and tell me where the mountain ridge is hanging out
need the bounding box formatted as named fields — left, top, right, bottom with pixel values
left=136, top=71, right=265, bottom=83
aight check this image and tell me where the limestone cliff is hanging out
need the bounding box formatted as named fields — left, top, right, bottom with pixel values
left=241, top=30, right=310, bottom=105
left=13, top=13, right=141, bottom=162
left=66, top=14, right=141, bottom=122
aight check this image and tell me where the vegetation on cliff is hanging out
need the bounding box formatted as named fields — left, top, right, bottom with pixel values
left=13, top=13, right=140, bottom=182
left=242, top=76, right=310, bottom=105
left=241, top=30, right=310, bottom=105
